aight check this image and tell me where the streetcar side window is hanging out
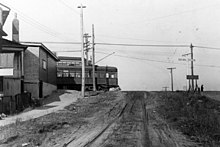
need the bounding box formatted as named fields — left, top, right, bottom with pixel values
left=69, top=72, right=75, bottom=77
left=57, top=71, right=62, bottom=77
left=62, top=70, right=69, bottom=77
left=106, top=73, right=109, bottom=78
left=85, top=72, right=90, bottom=78
left=75, top=72, right=81, bottom=78
left=110, top=73, right=117, bottom=78
left=99, top=72, right=105, bottom=78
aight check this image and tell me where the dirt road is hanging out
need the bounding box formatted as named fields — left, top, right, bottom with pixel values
left=66, top=91, right=150, bottom=147
left=0, top=91, right=197, bottom=147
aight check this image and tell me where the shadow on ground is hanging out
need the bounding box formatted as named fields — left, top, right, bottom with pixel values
left=42, top=90, right=72, bottom=105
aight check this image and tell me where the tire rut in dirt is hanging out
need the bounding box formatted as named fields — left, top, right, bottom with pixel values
left=85, top=91, right=151, bottom=147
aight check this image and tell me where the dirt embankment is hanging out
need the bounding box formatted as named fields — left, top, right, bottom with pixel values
left=155, top=92, right=220, bottom=146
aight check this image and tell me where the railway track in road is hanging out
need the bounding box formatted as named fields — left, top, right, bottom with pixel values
left=64, top=91, right=150, bottom=147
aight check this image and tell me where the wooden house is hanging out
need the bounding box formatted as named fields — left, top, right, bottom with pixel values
left=0, top=38, right=27, bottom=97
left=22, top=42, right=59, bottom=99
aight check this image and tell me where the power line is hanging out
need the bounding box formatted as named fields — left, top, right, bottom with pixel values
left=96, top=34, right=189, bottom=44
left=21, top=41, right=220, bottom=52
left=129, top=3, right=220, bottom=25
left=53, top=50, right=81, bottom=52
left=96, top=52, right=115, bottom=64
left=18, top=16, right=61, bottom=39
left=96, top=51, right=181, bottom=64
left=194, top=45, right=220, bottom=51
left=96, top=51, right=220, bottom=68
left=95, top=43, right=189, bottom=47
left=42, top=41, right=81, bottom=44
left=39, top=41, right=220, bottom=51
left=59, top=0, right=80, bottom=15
left=96, top=48, right=177, bottom=57
left=5, top=2, right=69, bottom=41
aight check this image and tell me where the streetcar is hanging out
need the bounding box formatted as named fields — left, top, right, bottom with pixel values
left=57, top=56, right=119, bottom=91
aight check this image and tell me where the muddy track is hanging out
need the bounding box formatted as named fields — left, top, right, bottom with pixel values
left=66, top=91, right=150, bottom=147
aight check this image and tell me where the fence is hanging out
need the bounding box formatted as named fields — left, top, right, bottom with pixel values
left=0, top=92, right=32, bottom=115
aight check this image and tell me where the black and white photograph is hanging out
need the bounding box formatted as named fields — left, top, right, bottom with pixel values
left=0, top=0, right=220, bottom=146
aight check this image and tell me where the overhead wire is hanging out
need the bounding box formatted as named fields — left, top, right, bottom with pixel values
left=38, top=41, right=220, bottom=51
left=41, top=41, right=81, bottom=44
left=96, top=51, right=220, bottom=69
left=5, top=2, right=70, bottom=41
left=193, top=45, right=220, bottom=51
left=54, top=50, right=81, bottom=52
left=95, top=42, right=189, bottom=47
left=96, top=51, right=182, bottom=65
left=96, top=34, right=189, bottom=44
left=129, top=3, right=220, bottom=25
left=18, top=16, right=61, bottom=39
left=58, top=0, right=80, bottom=15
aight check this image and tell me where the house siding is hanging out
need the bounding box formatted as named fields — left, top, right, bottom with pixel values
left=24, top=81, right=39, bottom=98
left=43, top=82, right=56, bottom=97
left=39, top=47, right=57, bottom=85
left=23, top=45, right=57, bottom=99
left=24, top=47, right=39, bottom=81
left=48, top=55, right=57, bottom=85
left=39, top=48, right=48, bottom=83
left=3, top=77, right=21, bottom=96
left=23, top=46, right=40, bottom=98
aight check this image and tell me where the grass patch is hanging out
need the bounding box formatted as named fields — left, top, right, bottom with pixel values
left=157, top=92, right=220, bottom=146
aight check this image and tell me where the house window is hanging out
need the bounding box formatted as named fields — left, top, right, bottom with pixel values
left=42, top=60, right=47, bottom=70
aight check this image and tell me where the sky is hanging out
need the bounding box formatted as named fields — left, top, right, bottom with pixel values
left=1, top=0, right=220, bottom=91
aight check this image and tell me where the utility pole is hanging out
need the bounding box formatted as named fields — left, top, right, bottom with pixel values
left=167, top=67, right=176, bottom=92
left=83, top=33, right=91, bottom=66
left=77, top=4, right=86, bottom=97
left=92, top=24, right=96, bottom=91
left=190, top=43, right=194, bottom=91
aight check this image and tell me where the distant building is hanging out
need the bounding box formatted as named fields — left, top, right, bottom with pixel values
left=22, top=42, right=59, bottom=98
left=0, top=38, right=27, bottom=97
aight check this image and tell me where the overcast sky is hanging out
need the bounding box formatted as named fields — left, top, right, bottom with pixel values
left=1, top=0, right=220, bottom=91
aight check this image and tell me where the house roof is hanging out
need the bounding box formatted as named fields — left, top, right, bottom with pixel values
left=2, top=38, right=27, bottom=48
left=58, top=56, right=83, bottom=61
left=0, top=29, right=7, bottom=36
left=21, top=42, right=59, bottom=61
left=1, top=38, right=27, bottom=53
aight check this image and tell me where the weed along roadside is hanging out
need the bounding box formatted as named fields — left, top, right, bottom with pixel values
left=156, top=92, right=220, bottom=146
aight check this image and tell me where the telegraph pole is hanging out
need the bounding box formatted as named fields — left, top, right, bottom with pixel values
left=190, top=43, right=194, bottom=91
left=167, top=67, right=176, bottom=92
left=83, top=33, right=91, bottom=66
left=77, top=4, right=86, bottom=97
left=92, top=24, right=96, bottom=91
